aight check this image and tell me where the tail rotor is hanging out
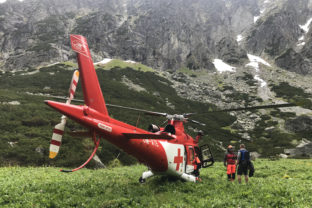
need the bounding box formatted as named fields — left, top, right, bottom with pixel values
left=49, top=70, right=80, bottom=159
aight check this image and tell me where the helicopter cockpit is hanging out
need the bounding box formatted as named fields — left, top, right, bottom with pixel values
left=148, top=123, right=176, bottom=135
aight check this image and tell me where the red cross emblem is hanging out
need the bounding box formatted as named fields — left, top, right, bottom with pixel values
left=174, top=148, right=183, bottom=171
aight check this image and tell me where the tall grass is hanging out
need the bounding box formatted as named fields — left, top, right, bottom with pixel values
left=0, top=159, right=311, bottom=207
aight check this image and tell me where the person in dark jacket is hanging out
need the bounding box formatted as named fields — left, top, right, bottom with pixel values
left=249, top=160, right=255, bottom=177
left=236, top=144, right=250, bottom=184
left=224, top=145, right=237, bottom=181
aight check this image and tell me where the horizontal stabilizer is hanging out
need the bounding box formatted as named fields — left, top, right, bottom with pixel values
left=123, top=133, right=175, bottom=140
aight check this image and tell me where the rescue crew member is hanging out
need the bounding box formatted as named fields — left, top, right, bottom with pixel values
left=236, top=144, right=250, bottom=184
left=193, top=155, right=201, bottom=177
left=224, top=145, right=237, bottom=181
left=194, top=155, right=202, bottom=182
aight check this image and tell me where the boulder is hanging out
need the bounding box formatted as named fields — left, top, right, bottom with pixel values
left=93, top=154, right=106, bottom=169
left=35, top=146, right=45, bottom=156
left=285, top=116, right=312, bottom=133
left=284, top=139, right=312, bottom=158
left=250, top=151, right=261, bottom=160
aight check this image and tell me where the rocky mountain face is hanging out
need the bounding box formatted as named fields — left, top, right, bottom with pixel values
left=243, top=0, right=312, bottom=75
left=0, top=0, right=125, bottom=70
left=0, top=0, right=260, bottom=71
left=1, top=0, right=312, bottom=75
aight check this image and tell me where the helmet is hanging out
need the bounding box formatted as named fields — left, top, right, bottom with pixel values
left=227, top=145, right=234, bottom=153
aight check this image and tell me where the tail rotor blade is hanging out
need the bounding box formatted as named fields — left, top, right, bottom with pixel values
left=67, top=70, right=79, bottom=103
left=49, top=70, right=80, bottom=159
left=49, top=116, right=66, bottom=159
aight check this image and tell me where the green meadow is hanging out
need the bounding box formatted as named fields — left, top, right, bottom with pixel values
left=1, top=159, right=312, bottom=208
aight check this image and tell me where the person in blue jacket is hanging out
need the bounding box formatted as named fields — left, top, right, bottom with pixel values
left=236, top=144, right=250, bottom=184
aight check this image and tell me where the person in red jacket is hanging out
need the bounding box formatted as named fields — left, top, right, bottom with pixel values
left=224, top=145, right=237, bottom=181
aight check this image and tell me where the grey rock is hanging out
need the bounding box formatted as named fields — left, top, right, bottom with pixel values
left=244, top=0, right=312, bottom=74
left=8, top=141, right=18, bottom=147
left=216, top=37, right=247, bottom=64
left=264, top=126, right=275, bottom=132
left=93, top=154, right=106, bottom=169
left=285, top=115, right=312, bottom=133
left=245, top=5, right=301, bottom=57
left=284, top=139, right=312, bottom=158
left=250, top=151, right=261, bottom=160
left=275, top=48, right=312, bottom=75
left=35, top=146, right=45, bottom=155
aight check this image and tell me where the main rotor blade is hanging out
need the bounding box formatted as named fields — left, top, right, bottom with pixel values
left=33, top=93, right=297, bottom=116
left=105, top=103, right=167, bottom=117
left=188, top=119, right=206, bottom=126
left=200, top=103, right=297, bottom=113
left=35, top=94, right=168, bottom=116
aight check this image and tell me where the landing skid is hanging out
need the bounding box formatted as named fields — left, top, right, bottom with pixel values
left=139, top=170, right=154, bottom=183
left=139, top=170, right=198, bottom=183
left=181, top=173, right=197, bottom=182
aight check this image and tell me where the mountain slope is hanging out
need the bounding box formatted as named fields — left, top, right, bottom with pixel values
left=0, top=0, right=258, bottom=71
left=243, top=0, right=312, bottom=74
left=0, top=62, right=239, bottom=166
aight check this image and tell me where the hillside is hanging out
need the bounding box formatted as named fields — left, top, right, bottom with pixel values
left=1, top=159, right=312, bottom=207
left=1, top=59, right=312, bottom=167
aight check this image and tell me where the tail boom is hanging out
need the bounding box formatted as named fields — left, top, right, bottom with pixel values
left=45, top=100, right=168, bottom=172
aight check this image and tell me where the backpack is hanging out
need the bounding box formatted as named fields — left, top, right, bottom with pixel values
left=239, top=150, right=250, bottom=165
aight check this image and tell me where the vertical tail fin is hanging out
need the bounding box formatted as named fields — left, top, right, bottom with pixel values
left=70, top=34, right=108, bottom=115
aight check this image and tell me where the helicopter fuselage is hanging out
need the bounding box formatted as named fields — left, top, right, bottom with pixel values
left=46, top=99, right=199, bottom=177
left=46, top=34, right=208, bottom=182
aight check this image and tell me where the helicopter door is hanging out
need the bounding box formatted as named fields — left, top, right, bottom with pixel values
left=199, top=144, right=214, bottom=168
left=185, top=146, right=195, bottom=174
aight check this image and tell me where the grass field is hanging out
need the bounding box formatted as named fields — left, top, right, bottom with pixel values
left=1, top=159, right=312, bottom=208
left=96, top=59, right=154, bottom=72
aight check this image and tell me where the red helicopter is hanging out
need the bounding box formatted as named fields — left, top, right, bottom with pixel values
left=45, top=34, right=296, bottom=183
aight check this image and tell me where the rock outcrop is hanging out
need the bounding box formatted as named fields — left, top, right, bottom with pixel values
left=244, top=0, right=312, bottom=74
left=284, top=139, right=312, bottom=158
left=0, top=0, right=257, bottom=71
left=285, top=115, right=312, bottom=133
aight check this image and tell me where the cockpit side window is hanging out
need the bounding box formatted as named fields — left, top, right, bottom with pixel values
left=188, top=146, right=194, bottom=162
left=164, top=124, right=175, bottom=134
left=148, top=124, right=160, bottom=133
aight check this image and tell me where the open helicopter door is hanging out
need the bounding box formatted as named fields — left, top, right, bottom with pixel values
left=185, top=145, right=195, bottom=174
left=199, top=144, right=214, bottom=168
